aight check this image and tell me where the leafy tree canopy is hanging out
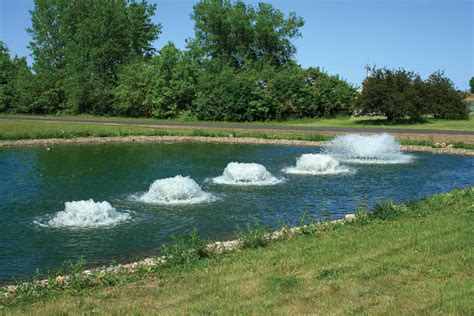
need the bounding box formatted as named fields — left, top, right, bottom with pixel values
left=0, top=41, right=35, bottom=113
left=189, top=0, right=304, bottom=69
left=28, top=0, right=161, bottom=114
left=2, top=1, right=466, bottom=122
left=357, top=67, right=468, bottom=121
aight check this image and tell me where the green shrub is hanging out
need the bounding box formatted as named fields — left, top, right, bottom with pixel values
left=236, top=221, right=270, bottom=248
left=357, top=67, right=427, bottom=121
left=368, top=201, right=405, bottom=221
left=193, top=65, right=357, bottom=121
left=358, top=67, right=468, bottom=121
left=161, top=229, right=208, bottom=266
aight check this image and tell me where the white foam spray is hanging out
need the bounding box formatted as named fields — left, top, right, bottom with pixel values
left=212, top=162, right=284, bottom=185
left=138, top=175, right=216, bottom=205
left=325, top=133, right=413, bottom=164
left=283, top=154, right=352, bottom=175
left=38, top=199, right=130, bottom=228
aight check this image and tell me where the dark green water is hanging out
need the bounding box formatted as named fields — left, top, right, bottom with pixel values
left=0, top=142, right=473, bottom=283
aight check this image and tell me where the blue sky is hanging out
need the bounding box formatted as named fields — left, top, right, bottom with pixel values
left=1, top=0, right=472, bottom=90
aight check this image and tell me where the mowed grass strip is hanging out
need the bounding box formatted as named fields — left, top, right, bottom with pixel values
left=0, top=120, right=334, bottom=142
left=4, top=188, right=473, bottom=314
left=3, top=119, right=474, bottom=149
left=277, top=115, right=474, bottom=131
left=0, top=120, right=169, bottom=140
left=1, top=113, right=474, bottom=131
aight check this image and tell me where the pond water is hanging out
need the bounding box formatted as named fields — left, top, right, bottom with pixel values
left=0, top=138, right=473, bottom=282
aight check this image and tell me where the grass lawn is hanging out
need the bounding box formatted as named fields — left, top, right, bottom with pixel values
left=2, top=113, right=474, bottom=131
left=283, top=115, right=474, bottom=131
left=3, top=188, right=473, bottom=314
left=0, top=120, right=332, bottom=142
left=0, top=120, right=171, bottom=140
left=3, top=119, right=474, bottom=149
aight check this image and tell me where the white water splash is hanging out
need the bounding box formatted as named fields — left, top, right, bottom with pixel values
left=37, top=199, right=130, bottom=228
left=138, top=175, right=216, bottom=205
left=325, top=133, right=413, bottom=164
left=283, top=154, right=352, bottom=175
left=212, top=162, right=284, bottom=185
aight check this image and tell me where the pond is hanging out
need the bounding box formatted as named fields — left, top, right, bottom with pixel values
left=0, top=135, right=473, bottom=283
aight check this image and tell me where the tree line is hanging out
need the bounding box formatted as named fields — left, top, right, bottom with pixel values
left=0, top=0, right=469, bottom=121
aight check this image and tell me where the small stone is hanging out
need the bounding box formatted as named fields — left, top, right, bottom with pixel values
left=38, top=279, right=48, bottom=287
left=55, top=275, right=65, bottom=283
left=345, top=214, right=356, bottom=221
left=143, top=258, right=155, bottom=265
left=4, top=285, right=17, bottom=293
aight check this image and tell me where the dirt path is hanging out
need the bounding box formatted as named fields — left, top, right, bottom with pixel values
left=2, top=115, right=474, bottom=142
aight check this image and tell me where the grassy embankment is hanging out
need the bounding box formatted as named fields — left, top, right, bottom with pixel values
left=2, top=188, right=473, bottom=314
left=1, top=116, right=474, bottom=149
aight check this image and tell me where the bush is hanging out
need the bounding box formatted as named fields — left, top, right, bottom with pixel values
left=113, top=59, right=156, bottom=117
left=236, top=221, right=270, bottom=248
left=357, top=67, right=468, bottom=121
left=114, top=44, right=198, bottom=119
left=357, top=67, right=427, bottom=121
left=193, top=64, right=357, bottom=121
left=161, top=229, right=208, bottom=266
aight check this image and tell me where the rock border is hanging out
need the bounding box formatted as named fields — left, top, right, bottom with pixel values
left=0, top=135, right=473, bottom=156
left=1, top=214, right=355, bottom=296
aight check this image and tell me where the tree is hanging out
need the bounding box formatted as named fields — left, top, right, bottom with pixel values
left=148, top=43, right=198, bottom=118
left=424, top=71, right=468, bottom=119
left=357, top=67, right=428, bottom=121
left=194, top=66, right=270, bottom=121
left=28, top=0, right=161, bottom=114
left=357, top=67, right=467, bottom=121
left=193, top=64, right=357, bottom=121
left=0, top=42, right=35, bottom=113
left=189, top=0, right=304, bottom=69
left=0, top=41, right=15, bottom=112
left=114, top=43, right=198, bottom=118
left=8, top=0, right=357, bottom=121
left=470, top=77, right=474, bottom=93
left=113, top=59, right=156, bottom=117
left=304, top=67, right=357, bottom=117
left=9, top=57, right=36, bottom=113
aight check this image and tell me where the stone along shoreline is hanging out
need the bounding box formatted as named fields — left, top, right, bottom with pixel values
left=1, top=135, right=473, bottom=156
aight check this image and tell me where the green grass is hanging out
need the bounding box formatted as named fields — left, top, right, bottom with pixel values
left=1, top=119, right=474, bottom=149
left=2, top=188, right=473, bottom=314
left=285, top=115, right=474, bottom=131
left=2, top=113, right=474, bottom=131
left=0, top=120, right=333, bottom=142
left=0, top=120, right=173, bottom=140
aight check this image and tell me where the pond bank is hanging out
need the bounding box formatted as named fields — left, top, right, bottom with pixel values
left=2, top=188, right=472, bottom=313
left=1, top=135, right=473, bottom=156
